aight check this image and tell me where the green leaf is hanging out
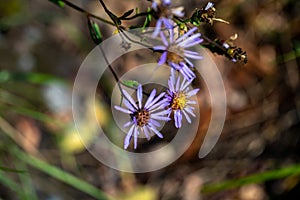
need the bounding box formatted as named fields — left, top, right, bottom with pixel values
left=0, top=170, right=27, bottom=198
left=10, top=146, right=113, bottom=200
left=49, top=0, right=65, bottom=8
left=202, top=164, right=300, bottom=194
left=122, top=80, right=139, bottom=88
left=0, top=166, right=26, bottom=173
left=142, top=8, right=152, bottom=28
left=10, top=106, right=62, bottom=125
left=87, top=17, right=103, bottom=44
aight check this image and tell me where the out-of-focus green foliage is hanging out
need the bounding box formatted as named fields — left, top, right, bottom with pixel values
left=0, top=71, right=64, bottom=84
left=49, top=0, right=65, bottom=8
left=202, top=164, right=300, bottom=194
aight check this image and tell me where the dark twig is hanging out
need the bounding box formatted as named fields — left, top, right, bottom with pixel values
left=62, top=0, right=115, bottom=26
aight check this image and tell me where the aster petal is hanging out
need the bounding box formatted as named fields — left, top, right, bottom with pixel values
left=124, top=121, right=133, bottom=128
left=152, top=108, right=171, bottom=116
left=181, top=39, right=203, bottom=48
left=163, top=0, right=171, bottom=6
left=187, top=105, right=195, bottom=110
left=187, top=100, right=197, bottom=104
left=133, top=126, right=138, bottom=149
left=186, top=88, right=199, bottom=97
left=152, top=2, right=158, bottom=10
left=168, top=78, right=174, bottom=92
left=152, top=3, right=157, bottom=9
left=184, top=49, right=201, bottom=55
left=175, top=75, right=181, bottom=92
left=161, top=101, right=171, bottom=108
left=145, top=125, right=152, bottom=136
left=146, top=92, right=166, bottom=110
left=179, top=65, right=195, bottom=80
left=184, top=53, right=203, bottom=60
left=181, top=33, right=202, bottom=44
left=160, top=31, right=169, bottom=47
left=167, top=89, right=173, bottom=96
left=158, top=51, right=167, bottom=65
left=149, top=119, right=161, bottom=127
left=122, top=89, right=138, bottom=109
left=137, top=84, right=143, bottom=109
left=205, top=2, right=214, bottom=10
left=124, top=125, right=135, bottom=149
left=166, top=108, right=172, bottom=117
left=171, top=6, right=184, bottom=17
left=174, top=110, right=182, bottom=128
left=114, top=105, right=131, bottom=114
left=144, top=89, right=157, bottom=109
left=171, top=62, right=181, bottom=70
left=178, top=33, right=201, bottom=47
left=183, top=86, right=191, bottom=93
left=184, top=106, right=196, bottom=117
left=149, top=99, right=169, bottom=112
left=179, top=68, right=190, bottom=80
left=169, top=28, right=174, bottom=43
left=181, top=64, right=196, bottom=79
left=184, top=50, right=203, bottom=60
left=162, top=17, right=173, bottom=29
left=150, top=107, right=169, bottom=116
left=133, top=116, right=137, bottom=125
left=170, top=68, right=176, bottom=81
left=152, top=18, right=162, bottom=37
left=151, top=114, right=170, bottom=121
left=175, top=27, right=198, bottom=43
left=143, top=126, right=150, bottom=140
left=168, top=68, right=176, bottom=91
left=153, top=45, right=167, bottom=51
left=184, top=57, right=194, bottom=67
left=182, top=81, right=193, bottom=92
left=123, top=99, right=136, bottom=112
left=182, top=109, right=192, bottom=123
left=180, top=76, right=189, bottom=90
left=149, top=126, right=163, bottom=138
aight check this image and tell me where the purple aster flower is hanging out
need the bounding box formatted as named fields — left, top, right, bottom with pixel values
left=152, top=0, right=184, bottom=37
left=114, top=84, right=170, bottom=149
left=154, top=27, right=203, bottom=80
left=164, top=70, right=199, bottom=128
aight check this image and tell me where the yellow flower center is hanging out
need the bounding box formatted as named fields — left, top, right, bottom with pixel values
left=171, top=92, right=187, bottom=110
left=132, top=109, right=150, bottom=127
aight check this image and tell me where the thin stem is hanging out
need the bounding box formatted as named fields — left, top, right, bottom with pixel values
left=97, top=0, right=111, bottom=15
left=201, top=34, right=227, bottom=52
left=97, top=0, right=119, bottom=25
left=173, top=15, right=227, bottom=52
left=121, top=11, right=153, bottom=20
left=64, top=0, right=153, bottom=98
left=97, top=0, right=129, bottom=47
left=97, top=45, right=137, bottom=107
left=62, top=0, right=115, bottom=26
left=96, top=0, right=152, bottom=97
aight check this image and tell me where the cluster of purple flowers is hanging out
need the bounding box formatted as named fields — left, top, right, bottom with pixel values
left=115, top=0, right=204, bottom=149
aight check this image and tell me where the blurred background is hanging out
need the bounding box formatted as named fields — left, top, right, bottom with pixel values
left=0, top=0, right=299, bottom=199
